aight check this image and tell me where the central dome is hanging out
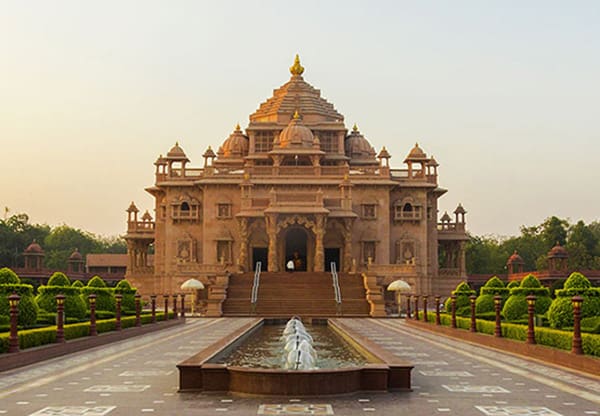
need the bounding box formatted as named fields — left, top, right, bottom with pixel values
left=276, top=111, right=314, bottom=148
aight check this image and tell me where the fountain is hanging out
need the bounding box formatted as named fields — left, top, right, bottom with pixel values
left=177, top=317, right=413, bottom=395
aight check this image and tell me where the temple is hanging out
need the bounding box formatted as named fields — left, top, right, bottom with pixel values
left=124, top=55, right=469, bottom=316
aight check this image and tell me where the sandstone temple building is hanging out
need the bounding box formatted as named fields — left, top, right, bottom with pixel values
left=124, top=56, right=468, bottom=317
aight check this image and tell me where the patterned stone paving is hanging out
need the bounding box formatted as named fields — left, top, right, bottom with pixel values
left=1, top=317, right=599, bottom=415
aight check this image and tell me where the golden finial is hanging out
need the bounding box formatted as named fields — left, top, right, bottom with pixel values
left=293, top=110, right=300, bottom=120
left=352, top=124, right=358, bottom=132
left=175, top=141, right=179, bottom=146
left=235, top=123, right=241, bottom=131
left=289, top=54, right=304, bottom=76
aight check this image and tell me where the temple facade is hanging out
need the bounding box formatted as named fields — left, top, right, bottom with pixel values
left=124, top=56, right=468, bottom=316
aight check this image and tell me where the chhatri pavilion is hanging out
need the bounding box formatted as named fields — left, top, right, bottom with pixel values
left=124, top=56, right=468, bottom=317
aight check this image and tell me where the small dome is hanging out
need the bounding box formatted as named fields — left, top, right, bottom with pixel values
left=166, top=142, right=189, bottom=161
left=453, top=203, right=466, bottom=215
left=507, top=250, right=525, bottom=265
left=345, top=124, right=376, bottom=160
left=141, top=210, right=153, bottom=222
left=276, top=111, right=314, bottom=148
left=154, top=154, right=167, bottom=166
left=427, top=156, right=439, bottom=167
left=25, top=240, right=44, bottom=254
left=218, top=125, right=249, bottom=158
left=548, top=243, right=568, bottom=259
left=440, top=211, right=451, bottom=222
left=69, top=248, right=83, bottom=261
left=404, top=143, right=428, bottom=162
left=126, top=201, right=139, bottom=213
left=203, top=146, right=216, bottom=159
left=377, top=146, right=391, bottom=159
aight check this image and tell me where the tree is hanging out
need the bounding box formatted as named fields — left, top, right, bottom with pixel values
left=540, top=216, right=568, bottom=249
left=567, top=221, right=599, bottom=270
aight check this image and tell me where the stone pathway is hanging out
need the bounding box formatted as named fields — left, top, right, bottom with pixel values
left=0, top=318, right=599, bottom=415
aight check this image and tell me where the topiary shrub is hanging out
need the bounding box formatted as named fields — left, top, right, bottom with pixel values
left=35, top=286, right=86, bottom=320
left=114, top=279, right=137, bottom=312
left=477, top=276, right=509, bottom=314
left=507, top=280, right=520, bottom=289
left=47, top=272, right=71, bottom=287
left=80, top=276, right=115, bottom=312
left=502, top=274, right=551, bottom=321
left=444, top=281, right=476, bottom=316
left=71, top=280, right=84, bottom=288
left=548, top=272, right=600, bottom=328
left=0, top=284, right=39, bottom=327
left=0, top=267, right=20, bottom=284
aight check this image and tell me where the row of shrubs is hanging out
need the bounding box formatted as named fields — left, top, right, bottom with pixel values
left=444, top=272, right=600, bottom=331
left=422, top=312, right=600, bottom=357
left=0, top=312, right=174, bottom=353
left=0, top=267, right=138, bottom=328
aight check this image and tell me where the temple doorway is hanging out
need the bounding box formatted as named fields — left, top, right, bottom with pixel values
left=285, top=227, right=307, bottom=271
left=324, top=248, right=340, bottom=271
left=252, top=247, right=268, bottom=271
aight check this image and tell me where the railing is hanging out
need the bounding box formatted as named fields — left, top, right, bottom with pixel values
left=127, top=221, right=155, bottom=233
left=250, top=261, right=262, bottom=314
left=331, top=262, right=342, bottom=315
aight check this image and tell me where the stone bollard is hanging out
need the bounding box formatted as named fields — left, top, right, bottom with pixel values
left=151, top=295, right=157, bottom=324
left=89, top=294, right=97, bottom=336
left=8, top=293, right=20, bottom=353
left=180, top=293, right=186, bottom=319
left=469, top=295, right=477, bottom=333
left=173, top=294, right=178, bottom=319
left=494, top=295, right=502, bottom=338
left=135, top=293, right=142, bottom=327
left=413, top=295, right=420, bottom=321
left=450, top=295, right=457, bottom=329
left=163, top=294, right=169, bottom=320
left=406, top=295, right=412, bottom=319
left=571, top=295, right=584, bottom=355
left=526, top=295, right=536, bottom=345
left=434, top=295, right=441, bottom=326
left=115, top=294, right=122, bottom=331
left=56, top=294, right=66, bottom=343
left=423, top=295, right=428, bottom=323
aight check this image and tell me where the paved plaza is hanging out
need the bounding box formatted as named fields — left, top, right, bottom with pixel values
left=1, top=318, right=599, bottom=415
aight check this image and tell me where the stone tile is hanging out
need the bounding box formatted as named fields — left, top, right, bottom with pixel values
left=27, top=406, right=116, bottom=416
left=475, top=406, right=563, bottom=416
left=257, top=404, right=334, bottom=415
left=442, top=385, right=510, bottom=393
left=84, top=385, right=150, bottom=393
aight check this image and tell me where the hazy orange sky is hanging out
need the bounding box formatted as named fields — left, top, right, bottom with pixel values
left=1, top=1, right=599, bottom=237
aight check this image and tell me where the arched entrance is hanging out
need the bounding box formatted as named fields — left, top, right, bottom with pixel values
left=285, top=227, right=307, bottom=271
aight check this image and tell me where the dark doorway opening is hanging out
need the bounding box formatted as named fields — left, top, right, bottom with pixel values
left=325, top=248, right=340, bottom=272
left=252, top=247, right=268, bottom=271
left=285, top=228, right=307, bottom=271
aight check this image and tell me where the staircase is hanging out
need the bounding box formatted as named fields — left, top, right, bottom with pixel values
left=221, top=272, right=370, bottom=317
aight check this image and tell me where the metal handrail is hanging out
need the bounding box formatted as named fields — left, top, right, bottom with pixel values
left=331, top=262, right=342, bottom=311
left=250, top=262, right=261, bottom=313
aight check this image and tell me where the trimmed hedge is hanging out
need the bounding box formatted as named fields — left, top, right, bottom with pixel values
left=548, top=272, right=600, bottom=328
left=0, top=312, right=172, bottom=353
left=477, top=276, right=509, bottom=314
left=0, top=268, right=20, bottom=284
left=48, top=272, right=71, bottom=286
left=36, top=286, right=86, bottom=320
left=114, top=280, right=137, bottom=312
left=0, top=283, right=39, bottom=327
left=502, top=274, right=551, bottom=320
left=444, top=281, right=476, bottom=315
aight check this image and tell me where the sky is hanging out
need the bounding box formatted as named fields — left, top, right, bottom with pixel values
left=1, top=1, right=599, bottom=238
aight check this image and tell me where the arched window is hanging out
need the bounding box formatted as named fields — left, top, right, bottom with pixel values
left=181, top=202, right=190, bottom=211
left=402, top=203, right=413, bottom=213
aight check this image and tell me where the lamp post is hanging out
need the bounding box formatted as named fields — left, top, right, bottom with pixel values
left=56, top=294, right=66, bottom=343
left=413, top=295, right=419, bottom=321
left=434, top=295, right=441, bottom=325
left=494, top=295, right=502, bottom=338
left=163, top=294, right=169, bottom=320
left=151, top=295, right=157, bottom=324
left=526, top=295, right=536, bottom=345
left=406, top=295, right=412, bottom=319
left=469, top=295, right=477, bottom=333
left=450, top=295, right=457, bottom=329
left=180, top=293, right=186, bottom=319
left=135, top=293, right=142, bottom=327
left=422, top=295, right=428, bottom=323
left=173, top=294, right=178, bottom=319
left=8, top=293, right=20, bottom=353
left=88, top=294, right=97, bottom=336
left=115, top=294, right=122, bottom=331
left=571, top=295, right=584, bottom=355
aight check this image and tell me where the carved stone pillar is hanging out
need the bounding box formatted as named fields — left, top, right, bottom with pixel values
left=459, top=241, right=466, bottom=276
left=237, top=217, right=248, bottom=271
left=343, top=218, right=354, bottom=272
left=314, top=215, right=326, bottom=272
left=266, top=214, right=279, bottom=272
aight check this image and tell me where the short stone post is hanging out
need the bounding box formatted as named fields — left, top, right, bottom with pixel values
left=571, top=295, right=584, bottom=355
left=8, top=293, right=20, bottom=353
left=494, top=295, right=502, bottom=338
left=173, top=294, right=178, bottom=319
left=434, top=295, right=441, bottom=325
left=88, top=294, right=97, bottom=336
left=151, top=295, right=157, bottom=324
left=56, top=294, right=66, bottom=343
left=450, top=295, right=457, bottom=329
left=422, top=295, right=428, bottom=323
left=180, top=293, right=186, bottom=318
left=135, top=293, right=142, bottom=327
left=469, top=295, right=477, bottom=333
left=406, top=295, right=412, bottom=319
left=413, top=295, right=419, bottom=321
left=115, top=294, right=122, bottom=331
left=163, top=294, right=169, bottom=320
left=526, top=295, right=536, bottom=345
